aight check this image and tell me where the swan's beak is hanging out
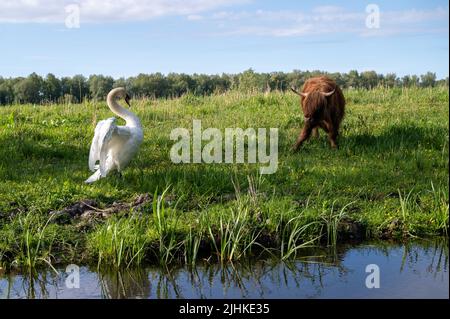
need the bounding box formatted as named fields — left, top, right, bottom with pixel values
left=125, top=94, right=131, bottom=107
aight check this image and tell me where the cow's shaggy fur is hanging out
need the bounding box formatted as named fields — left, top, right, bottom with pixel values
left=291, top=76, right=346, bottom=151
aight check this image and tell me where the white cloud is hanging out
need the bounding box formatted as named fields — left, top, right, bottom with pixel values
left=1, top=1, right=447, bottom=39
left=387, top=7, right=448, bottom=24
left=312, top=5, right=344, bottom=14
left=0, top=0, right=249, bottom=23
left=187, top=14, right=203, bottom=21
left=208, top=6, right=449, bottom=37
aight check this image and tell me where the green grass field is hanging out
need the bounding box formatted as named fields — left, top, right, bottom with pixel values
left=0, top=86, right=448, bottom=269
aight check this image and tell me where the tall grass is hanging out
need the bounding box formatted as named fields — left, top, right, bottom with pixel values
left=183, top=227, right=203, bottom=266
left=429, top=182, right=449, bottom=236
left=89, top=215, right=150, bottom=268
left=320, top=201, right=353, bottom=246
left=152, top=188, right=181, bottom=266
left=206, top=207, right=261, bottom=263
left=277, top=212, right=320, bottom=260
left=0, top=213, right=59, bottom=270
left=397, top=183, right=449, bottom=237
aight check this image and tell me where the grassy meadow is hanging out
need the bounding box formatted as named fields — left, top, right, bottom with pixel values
left=0, top=86, right=448, bottom=269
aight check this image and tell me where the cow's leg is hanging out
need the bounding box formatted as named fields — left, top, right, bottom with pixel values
left=312, top=127, right=319, bottom=138
left=292, top=120, right=314, bottom=152
left=318, top=121, right=330, bottom=134
left=327, top=126, right=339, bottom=149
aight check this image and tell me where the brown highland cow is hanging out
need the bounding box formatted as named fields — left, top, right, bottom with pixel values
left=291, top=76, right=345, bottom=151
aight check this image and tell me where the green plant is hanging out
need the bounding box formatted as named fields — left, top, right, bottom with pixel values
left=152, top=187, right=181, bottom=266
left=89, top=215, right=149, bottom=268
left=278, top=212, right=320, bottom=260
left=320, top=201, right=353, bottom=246
left=184, top=227, right=203, bottom=266
left=206, top=207, right=260, bottom=263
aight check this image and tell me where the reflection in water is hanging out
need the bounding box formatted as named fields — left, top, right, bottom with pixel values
left=0, top=239, right=448, bottom=299
left=0, top=269, right=60, bottom=299
left=99, top=268, right=151, bottom=299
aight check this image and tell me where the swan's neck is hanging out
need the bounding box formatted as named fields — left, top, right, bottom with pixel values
left=107, top=96, right=140, bottom=128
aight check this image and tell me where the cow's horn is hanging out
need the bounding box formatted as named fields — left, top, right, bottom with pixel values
left=321, top=89, right=335, bottom=97
left=290, top=87, right=308, bottom=97
left=299, top=91, right=308, bottom=97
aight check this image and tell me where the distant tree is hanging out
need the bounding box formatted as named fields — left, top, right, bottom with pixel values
left=238, top=69, right=266, bottom=92
left=401, top=75, right=420, bottom=87
left=420, top=72, right=436, bottom=87
left=113, top=77, right=127, bottom=89
left=70, top=75, right=89, bottom=102
left=128, top=73, right=169, bottom=98
left=269, top=72, right=287, bottom=91
left=361, top=71, right=379, bottom=89
left=88, top=74, right=114, bottom=100
left=331, top=72, right=346, bottom=88
left=401, top=75, right=412, bottom=87
left=43, top=73, right=62, bottom=102
left=13, top=73, right=43, bottom=104
left=384, top=73, right=398, bottom=88
left=0, top=78, right=14, bottom=105
left=0, top=70, right=446, bottom=105
left=228, top=73, right=240, bottom=90
left=345, top=70, right=360, bottom=88
left=309, top=70, right=327, bottom=78
left=207, top=74, right=230, bottom=94
left=60, top=77, right=72, bottom=97
left=286, top=70, right=304, bottom=89
left=215, top=74, right=231, bottom=93
left=128, top=74, right=147, bottom=97
left=410, top=75, right=420, bottom=87
left=192, top=74, right=215, bottom=95
left=167, top=73, right=195, bottom=97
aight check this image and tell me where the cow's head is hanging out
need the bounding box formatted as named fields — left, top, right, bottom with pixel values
left=299, top=89, right=335, bottom=119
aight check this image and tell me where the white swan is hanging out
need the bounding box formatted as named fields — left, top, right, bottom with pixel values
left=85, top=87, right=143, bottom=183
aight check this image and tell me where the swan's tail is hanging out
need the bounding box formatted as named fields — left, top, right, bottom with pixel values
left=85, top=170, right=102, bottom=184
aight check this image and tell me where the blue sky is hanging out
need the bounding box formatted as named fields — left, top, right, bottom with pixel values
left=0, top=0, right=448, bottom=78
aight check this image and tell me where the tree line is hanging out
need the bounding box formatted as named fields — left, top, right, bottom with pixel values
left=0, top=69, right=447, bottom=105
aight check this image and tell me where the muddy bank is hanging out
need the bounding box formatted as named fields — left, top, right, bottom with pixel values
left=49, top=194, right=153, bottom=223
left=49, top=193, right=367, bottom=241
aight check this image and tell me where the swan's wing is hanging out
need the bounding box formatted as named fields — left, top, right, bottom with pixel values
left=88, top=117, right=116, bottom=172
left=113, top=126, right=133, bottom=139
left=98, top=125, right=132, bottom=176
left=89, top=117, right=134, bottom=175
